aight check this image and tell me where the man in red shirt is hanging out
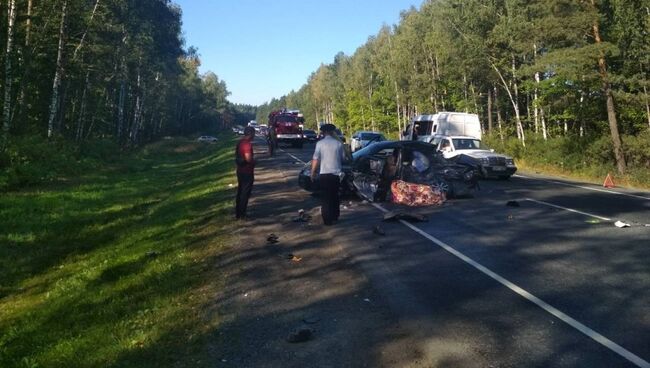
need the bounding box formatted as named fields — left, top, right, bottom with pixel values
left=235, top=126, right=256, bottom=220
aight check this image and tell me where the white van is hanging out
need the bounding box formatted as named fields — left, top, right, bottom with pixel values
left=402, top=112, right=482, bottom=142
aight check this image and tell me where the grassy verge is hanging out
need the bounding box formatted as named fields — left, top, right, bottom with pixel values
left=484, top=134, right=650, bottom=190
left=1, top=135, right=237, bottom=367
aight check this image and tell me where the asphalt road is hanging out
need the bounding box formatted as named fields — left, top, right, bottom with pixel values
left=274, top=139, right=650, bottom=368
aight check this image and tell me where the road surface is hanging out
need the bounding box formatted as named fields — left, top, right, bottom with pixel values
left=211, top=138, right=650, bottom=368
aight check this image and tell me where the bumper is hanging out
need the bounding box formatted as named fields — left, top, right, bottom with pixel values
left=481, top=166, right=517, bottom=178
left=277, top=134, right=302, bottom=140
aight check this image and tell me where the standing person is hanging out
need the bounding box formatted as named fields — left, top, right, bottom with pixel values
left=311, top=124, right=345, bottom=226
left=235, top=126, right=256, bottom=220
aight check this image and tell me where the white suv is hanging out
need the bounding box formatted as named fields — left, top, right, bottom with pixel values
left=432, top=135, right=516, bottom=179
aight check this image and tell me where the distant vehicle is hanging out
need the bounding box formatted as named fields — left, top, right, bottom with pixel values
left=433, top=135, right=517, bottom=179
left=248, top=121, right=261, bottom=133
left=232, top=125, right=245, bottom=135
left=302, top=129, right=317, bottom=142
left=259, top=126, right=268, bottom=136
left=350, top=131, right=386, bottom=152
left=402, top=112, right=482, bottom=142
left=268, top=109, right=304, bottom=148
left=197, top=135, right=218, bottom=143
left=299, top=140, right=479, bottom=201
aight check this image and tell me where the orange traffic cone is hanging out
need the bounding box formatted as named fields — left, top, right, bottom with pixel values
left=603, top=173, right=615, bottom=188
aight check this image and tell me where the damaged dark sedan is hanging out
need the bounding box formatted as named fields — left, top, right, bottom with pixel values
left=298, top=140, right=480, bottom=202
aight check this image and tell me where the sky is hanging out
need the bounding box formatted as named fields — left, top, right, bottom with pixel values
left=173, top=0, right=422, bottom=106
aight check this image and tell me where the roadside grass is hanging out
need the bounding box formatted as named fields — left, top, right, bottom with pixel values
left=484, top=134, right=650, bottom=190
left=0, top=135, right=237, bottom=367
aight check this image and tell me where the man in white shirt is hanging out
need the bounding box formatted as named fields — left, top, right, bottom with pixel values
left=311, top=124, right=345, bottom=226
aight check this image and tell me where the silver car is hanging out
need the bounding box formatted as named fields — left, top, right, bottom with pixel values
left=350, top=131, right=386, bottom=152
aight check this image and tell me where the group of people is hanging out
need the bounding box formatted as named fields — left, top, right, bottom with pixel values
left=234, top=123, right=345, bottom=226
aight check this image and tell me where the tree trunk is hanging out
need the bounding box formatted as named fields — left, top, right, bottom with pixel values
left=76, top=72, right=90, bottom=142
left=3, top=0, right=17, bottom=135
left=511, top=54, right=525, bottom=145
left=590, top=0, right=626, bottom=174
left=495, top=85, right=504, bottom=143
left=73, top=0, right=101, bottom=61
left=47, top=0, right=68, bottom=138
left=490, top=58, right=525, bottom=147
left=540, top=106, right=548, bottom=140
left=117, top=56, right=127, bottom=141
left=487, top=87, right=493, bottom=134
left=643, top=86, right=650, bottom=129
left=25, top=0, right=32, bottom=46
left=130, top=66, right=142, bottom=144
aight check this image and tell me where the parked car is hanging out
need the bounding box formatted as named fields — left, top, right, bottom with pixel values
left=232, top=125, right=245, bottom=135
left=298, top=140, right=479, bottom=201
left=350, top=131, right=386, bottom=152
left=432, top=135, right=517, bottom=179
left=302, top=129, right=318, bottom=142
left=197, top=135, right=218, bottom=143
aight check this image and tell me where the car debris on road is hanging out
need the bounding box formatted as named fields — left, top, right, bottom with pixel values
left=382, top=211, right=428, bottom=223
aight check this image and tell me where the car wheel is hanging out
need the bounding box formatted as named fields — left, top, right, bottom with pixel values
left=431, top=180, right=450, bottom=196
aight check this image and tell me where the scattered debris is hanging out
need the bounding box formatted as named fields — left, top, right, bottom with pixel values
left=291, top=255, right=302, bottom=262
left=302, top=316, right=321, bottom=324
left=292, top=209, right=312, bottom=223
left=146, top=251, right=160, bottom=258
left=614, top=221, right=631, bottom=228
left=267, top=234, right=279, bottom=244
left=363, top=298, right=371, bottom=303
left=507, top=214, right=514, bottom=220
left=362, top=200, right=369, bottom=204
left=645, top=224, right=650, bottom=227
left=585, top=219, right=601, bottom=224
left=506, top=200, right=520, bottom=207
left=372, top=225, right=386, bottom=236
left=382, top=211, right=428, bottom=223
left=287, top=328, right=313, bottom=343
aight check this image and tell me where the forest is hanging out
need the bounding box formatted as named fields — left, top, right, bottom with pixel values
left=0, top=0, right=255, bottom=190
left=257, top=0, right=649, bottom=183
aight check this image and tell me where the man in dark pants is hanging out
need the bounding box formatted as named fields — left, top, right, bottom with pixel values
left=235, top=126, right=256, bottom=220
left=311, top=124, right=345, bottom=226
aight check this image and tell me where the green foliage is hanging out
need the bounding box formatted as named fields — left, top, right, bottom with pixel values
left=0, top=0, right=239, bottom=149
left=0, top=135, right=236, bottom=367
left=255, top=0, right=649, bottom=177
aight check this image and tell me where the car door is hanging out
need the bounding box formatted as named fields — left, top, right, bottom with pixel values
left=351, top=148, right=394, bottom=202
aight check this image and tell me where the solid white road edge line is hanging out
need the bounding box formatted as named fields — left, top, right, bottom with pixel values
left=514, top=174, right=650, bottom=201
left=371, top=202, right=650, bottom=368
left=522, top=198, right=613, bottom=222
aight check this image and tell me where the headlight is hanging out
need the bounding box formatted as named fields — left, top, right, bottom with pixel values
left=506, top=158, right=515, bottom=165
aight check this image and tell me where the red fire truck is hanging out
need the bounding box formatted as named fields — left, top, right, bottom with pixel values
left=268, top=109, right=304, bottom=149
